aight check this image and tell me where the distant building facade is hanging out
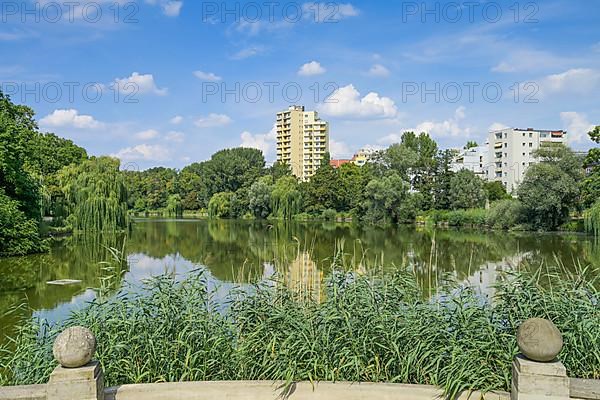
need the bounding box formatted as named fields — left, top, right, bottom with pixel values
left=486, top=128, right=567, bottom=193
left=276, top=105, right=329, bottom=181
left=351, top=148, right=378, bottom=167
left=330, top=159, right=351, bottom=168
left=451, top=145, right=489, bottom=179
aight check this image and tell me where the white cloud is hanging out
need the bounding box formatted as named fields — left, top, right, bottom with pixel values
left=112, top=144, right=171, bottom=162
left=135, top=129, right=160, bottom=140
left=329, top=139, right=352, bottom=159
left=560, top=112, right=595, bottom=144
left=231, top=46, right=265, bottom=60
left=240, top=125, right=277, bottom=156
left=162, top=1, right=183, bottom=16
left=298, top=61, right=326, bottom=76
left=538, top=68, right=600, bottom=95
left=320, top=84, right=397, bottom=119
left=593, top=42, right=600, bottom=53
left=302, top=3, right=359, bottom=22
left=491, top=62, right=516, bottom=73
left=491, top=49, right=574, bottom=74
left=195, top=113, right=232, bottom=128
left=170, top=115, right=183, bottom=124
left=39, top=109, right=102, bottom=129
left=0, top=31, right=28, bottom=41
left=379, top=107, right=471, bottom=144
left=165, top=131, right=185, bottom=142
left=145, top=0, right=183, bottom=17
left=489, top=122, right=510, bottom=131
left=193, top=70, right=222, bottom=81
left=113, top=72, right=167, bottom=96
left=367, top=64, right=390, bottom=78
left=414, top=106, right=471, bottom=137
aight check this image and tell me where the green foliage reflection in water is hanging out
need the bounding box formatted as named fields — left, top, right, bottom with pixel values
left=2, top=266, right=600, bottom=398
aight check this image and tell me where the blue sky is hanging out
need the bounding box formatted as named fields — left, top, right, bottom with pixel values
left=1, top=0, right=599, bottom=169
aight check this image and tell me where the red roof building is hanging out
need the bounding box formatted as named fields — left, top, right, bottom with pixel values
left=329, top=159, right=351, bottom=168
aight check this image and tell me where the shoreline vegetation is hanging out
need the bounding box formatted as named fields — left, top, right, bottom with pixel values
left=1, top=91, right=600, bottom=257
left=1, top=266, right=599, bottom=398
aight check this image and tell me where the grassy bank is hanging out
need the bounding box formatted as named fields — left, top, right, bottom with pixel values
left=1, top=267, right=599, bottom=398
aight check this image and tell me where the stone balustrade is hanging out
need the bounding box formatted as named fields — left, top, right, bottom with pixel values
left=0, top=319, right=598, bottom=400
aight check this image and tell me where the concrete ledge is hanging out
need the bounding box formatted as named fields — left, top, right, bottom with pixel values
left=571, top=378, right=600, bottom=400
left=0, top=384, right=46, bottom=400
left=104, top=381, right=509, bottom=400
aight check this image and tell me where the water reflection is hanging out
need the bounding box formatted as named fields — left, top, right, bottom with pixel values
left=1, top=219, right=599, bottom=342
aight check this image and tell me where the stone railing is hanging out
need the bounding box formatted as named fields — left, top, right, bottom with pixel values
left=1, top=318, right=599, bottom=400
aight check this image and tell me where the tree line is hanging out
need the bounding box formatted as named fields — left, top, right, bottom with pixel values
left=124, top=130, right=600, bottom=234
left=1, top=90, right=599, bottom=257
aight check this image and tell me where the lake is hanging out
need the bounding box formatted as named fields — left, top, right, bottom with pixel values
left=1, top=218, right=599, bottom=343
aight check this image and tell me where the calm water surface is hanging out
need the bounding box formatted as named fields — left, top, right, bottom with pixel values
left=1, top=218, right=599, bottom=342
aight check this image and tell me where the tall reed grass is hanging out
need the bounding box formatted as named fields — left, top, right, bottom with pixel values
left=1, top=265, right=599, bottom=399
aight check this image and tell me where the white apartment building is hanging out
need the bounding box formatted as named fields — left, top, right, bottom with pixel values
left=486, top=128, right=567, bottom=193
left=451, top=145, right=489, bottom=179
left=276, top=106, right=329, bottom=181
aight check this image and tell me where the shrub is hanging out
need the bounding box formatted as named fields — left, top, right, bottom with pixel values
left=486, top=200, right=523, bottom=230
left=428, top=209, right=487, bottom=227
left=321, top=208, right=337, bottom=221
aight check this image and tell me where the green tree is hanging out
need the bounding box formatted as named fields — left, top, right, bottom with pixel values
left=449, top=170, right=487, bottom=210
left=59, top=157, right=129, bottom=232
left=301, top=160, right=341, bottom=213
left=404, top=132, right=438, bottom=209
left=518, top=163, right=579, bottom=230
left=25, top=133, right=87, bottom=176
left=534, top=144, right=583, bottom=182
left=271, top=176, right=301, bottom=220
left=177, top=169, right=203, bottom=211
left=123, top=167, right=178, bottom=212
left=484, top=181, right=510, bottom=202
left=588, top=126, right=600, bottom=143
left=186, top=148, right=266, bottom=207
left=0, top=189, right=45, bottom=257
left=337, top=163, right=367, bottom=211
left=356, top=173, right=410, bottom=225
left=0, top=91, right=41, bottom=220
left=230, top=187, right=250, bottom=218
left=465, top=141, right=478, bottom=149
left=208, top=192, right=235, bottom=218
left=248, top=176, right=273, bottom=219
left=581, top=127, right=600, bottom=209
left=584, top=200, right=600, bottom=237
left=166, top=194, right=183, bottom=218
left=385, top=142, right=418, bottom=181
left=432, top=150, right=455, bottom=210
left=269, top=161, right=292, bottom=181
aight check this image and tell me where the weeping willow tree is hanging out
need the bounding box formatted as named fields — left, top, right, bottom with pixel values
left=271, top=176, right=301, bottom=220
left=208, top=192, right=234, bottom=218
left=166, top=194, right=183, bottom=218
left=585, top=200, right=600, bottom=238
left=59, top=157, right=129, bottom=232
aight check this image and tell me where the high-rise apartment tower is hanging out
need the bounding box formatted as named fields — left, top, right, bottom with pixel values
left=276, top=105, right=329, bottom=181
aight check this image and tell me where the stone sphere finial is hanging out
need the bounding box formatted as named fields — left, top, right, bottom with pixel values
left=53, top=326, right=97, bottom=368
left=517, top=318, right=563, bottom=362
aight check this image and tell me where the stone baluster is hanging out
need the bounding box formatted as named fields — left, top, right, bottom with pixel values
left=512, top=318, right=569, bottom=400
left=46, top=327, right=104, bottom=400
